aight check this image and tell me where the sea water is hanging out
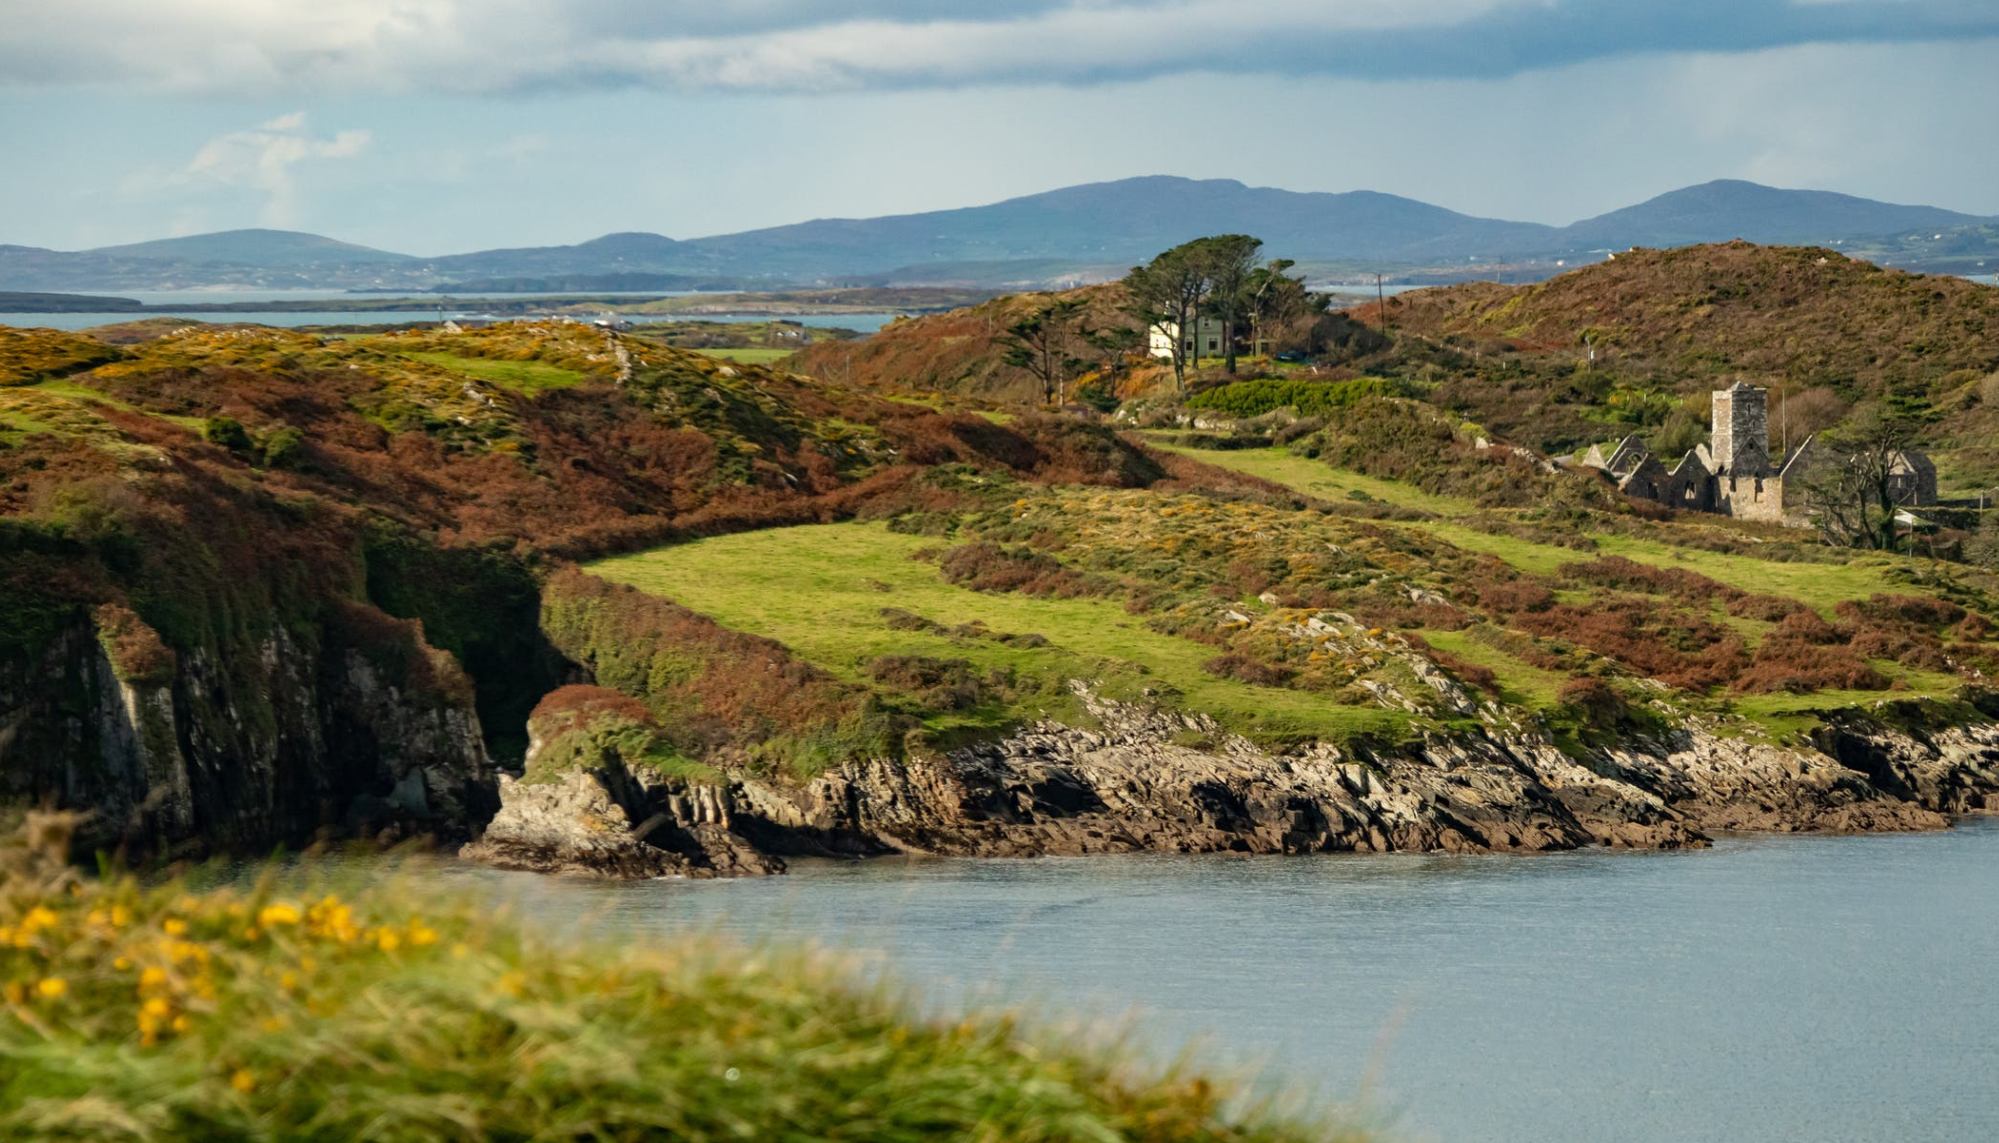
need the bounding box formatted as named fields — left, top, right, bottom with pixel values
left=427, top=817, right=1999, bottom=1143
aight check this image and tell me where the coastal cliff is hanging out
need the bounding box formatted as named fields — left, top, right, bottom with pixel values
left=465, top=682, right=1999, bottom=877
left=0, top=599, right=497, bottom=858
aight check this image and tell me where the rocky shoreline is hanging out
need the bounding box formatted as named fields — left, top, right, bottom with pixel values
left=462, top=683, right=1999, bottom=879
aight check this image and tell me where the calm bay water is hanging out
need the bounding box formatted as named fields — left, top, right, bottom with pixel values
left=0, top=309, right=896, bottom=332
left=422, top=818, right=1999, bottom=1143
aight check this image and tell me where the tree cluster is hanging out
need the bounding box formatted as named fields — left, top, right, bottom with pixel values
left=1121, top=236, right=1320, bottom=393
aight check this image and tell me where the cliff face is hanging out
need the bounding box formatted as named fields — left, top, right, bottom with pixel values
left=0, top=604, right=497, bottom=859
left=465, top=683, right=1999, bottom=878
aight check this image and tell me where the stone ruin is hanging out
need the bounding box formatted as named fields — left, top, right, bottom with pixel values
left=1576, top=381, right=1936, bottom=526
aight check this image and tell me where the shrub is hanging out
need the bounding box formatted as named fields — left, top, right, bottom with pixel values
left=1403, top=634, right=1500, bottom=696
left=1558, top=677, right=1626, bottom=728
left=261, top=425, right=305, bottom=469
left=1726, top=594, right=1807, bottom=622
left=866, top=655, right=1009, bottom=712
left=91, top=602, right=176, bottom=685
left=937, top=541, right=1098, bottom=598
left=1558, top=555, right=1744, bottom=604
left=1472, top=578, right=1555, bottom=614
left=1186, top=377, right=1403, bottom=419
left=1201, top=651, right=1294, bottom=687
left=201, top=415, right=253, bottom=452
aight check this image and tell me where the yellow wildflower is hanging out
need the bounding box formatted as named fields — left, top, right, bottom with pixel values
left=258, top=902, right=302, bottom=927
left=162, top=918, right=188, bottom=936
left=139, top=966, right=168, bottom=989
left=230, top=1069, right=255, bottom=1094
left=35, top=977, right=66, bottom=999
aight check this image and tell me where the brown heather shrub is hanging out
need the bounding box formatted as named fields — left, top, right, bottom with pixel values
left=1471, top=578, right=1555, bottom=614
left=937, top=541, right=1099, bottom=598
left=1324, top=591, right=1474, bottom=631
left=1516, top=598, right=1748, bottom=691
left=1558, top=555, right=1744, bottom=604
left=529, top=684, right=655, bottom=733
left=1737, top=644, right=1887, bottom=694
left=1834, top=594, right=1967, bottom=629
left=1202, top=651, right=1295, bottom=687
left=1558, top=676, right=1626, bottom=728
left=866, top=655, right=1009, bottom=712
left=1463, top=513, right=1598, bottom=552
left=1727, top=593, right=1808, bottom=622
left=1403, top=634, right=1501, bottom=696
left=326, top=598, right=475, bottom=706
left=1773, top=608, right=1841, bottom=644
left=90, top=602, right=177, bottom=684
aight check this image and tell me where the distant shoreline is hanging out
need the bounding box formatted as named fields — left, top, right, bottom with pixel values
left=0, top=287, right=1000, bottom=317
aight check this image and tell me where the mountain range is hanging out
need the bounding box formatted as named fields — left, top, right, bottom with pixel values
left=5, top=178, right=1995, bottom=293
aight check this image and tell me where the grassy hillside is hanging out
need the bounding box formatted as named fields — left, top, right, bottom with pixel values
left=1337, top=243, right=1999, bottom=475
left=577, top=397, right=1999, bottom=757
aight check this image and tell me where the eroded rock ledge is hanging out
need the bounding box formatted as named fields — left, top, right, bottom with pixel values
left=464, top=684, right=1999, bottom=878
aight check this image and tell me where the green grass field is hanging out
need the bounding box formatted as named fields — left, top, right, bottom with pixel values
left=590, top=522, right=1408, bottom=745
left=396, top=351, right=587, bottom=395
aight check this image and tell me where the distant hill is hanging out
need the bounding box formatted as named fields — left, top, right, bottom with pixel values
left=86, top=228, right=414, bottom=267
left=6, top=179, right=1995, bottom=291
left=1556, top=180, right=1990, bottom=250
left=425, top=232, right=687, bottom=278
left=673, top=177, right=1561, bottom=279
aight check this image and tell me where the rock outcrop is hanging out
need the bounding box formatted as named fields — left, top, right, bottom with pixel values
left=466, top=682, right=1999, bottom=878
left=458, top=685, right=781, bottom=878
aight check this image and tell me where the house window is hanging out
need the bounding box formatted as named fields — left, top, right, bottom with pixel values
left=1206, top=339, right=1218, bottom=351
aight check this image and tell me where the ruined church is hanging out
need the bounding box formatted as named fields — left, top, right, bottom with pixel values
left=1576, top=381, right=1936, bottom=526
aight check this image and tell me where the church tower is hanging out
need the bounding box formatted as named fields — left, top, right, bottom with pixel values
left=1711, top=381, right=1770, bottom=476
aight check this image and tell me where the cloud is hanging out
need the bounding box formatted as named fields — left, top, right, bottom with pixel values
left=3, top=0, right=1995, bottom=95
left=125, top=113, right=372, bottom=227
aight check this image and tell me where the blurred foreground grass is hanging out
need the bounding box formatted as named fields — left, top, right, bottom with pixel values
left=0, top=818, right=1363, bottom=1142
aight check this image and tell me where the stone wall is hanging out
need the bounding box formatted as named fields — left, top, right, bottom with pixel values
left=1715, top=474, right=1805, bottom=524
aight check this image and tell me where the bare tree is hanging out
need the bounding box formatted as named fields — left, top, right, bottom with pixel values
left=1799, top=404, right=1922, bottom=550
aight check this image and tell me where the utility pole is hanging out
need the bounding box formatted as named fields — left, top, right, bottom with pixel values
left=1376, top=273, right=1386, bottom=334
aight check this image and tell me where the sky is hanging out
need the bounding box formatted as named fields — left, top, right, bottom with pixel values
left=2, top=0, right=1997, bottom=255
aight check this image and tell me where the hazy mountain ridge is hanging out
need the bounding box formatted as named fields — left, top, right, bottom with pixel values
left=6, top=178, right=1995, bottom=292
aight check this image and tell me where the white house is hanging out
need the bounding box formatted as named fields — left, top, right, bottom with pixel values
left=1147, top=317, right=1228, bottom=359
